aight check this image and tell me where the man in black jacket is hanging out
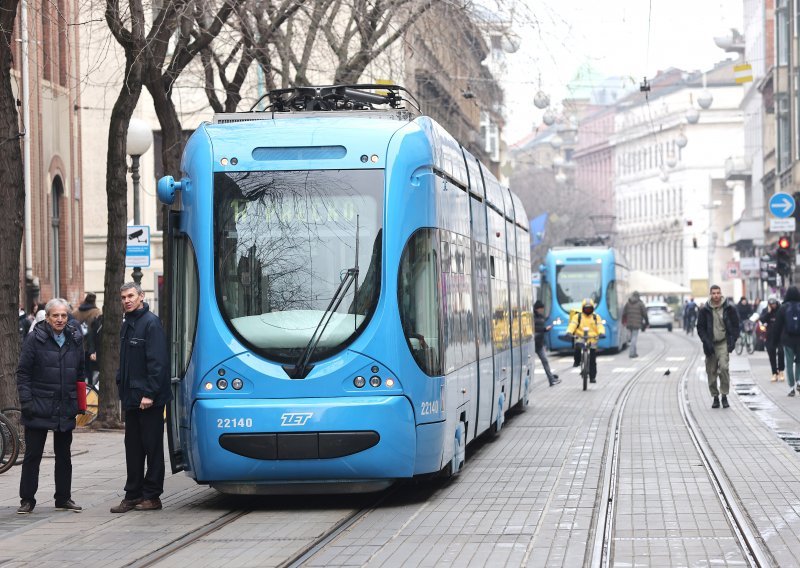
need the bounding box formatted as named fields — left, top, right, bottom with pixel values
left=697, top=285, right=739, bottom=409
left=16, top=298, right=85, bottom=514
left=111, top=283, right=171, bottom=513
left=534, top=301, right=559, bottom=386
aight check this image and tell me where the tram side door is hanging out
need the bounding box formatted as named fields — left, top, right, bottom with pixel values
left=166, top=211, right=198, bottom=474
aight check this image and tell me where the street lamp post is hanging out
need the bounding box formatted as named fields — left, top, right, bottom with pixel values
left=126, top=118, right=153, bottom=285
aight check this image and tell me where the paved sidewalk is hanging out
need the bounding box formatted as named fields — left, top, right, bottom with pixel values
left=690, top=344, right=800, bottom=566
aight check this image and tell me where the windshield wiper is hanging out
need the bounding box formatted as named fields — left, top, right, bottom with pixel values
left=283, top=217, right=360, bottom=380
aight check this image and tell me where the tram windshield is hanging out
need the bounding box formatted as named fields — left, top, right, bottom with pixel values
left=214, top=169, right=383, bottom=364
left=555, top=263, right=602, bottom=313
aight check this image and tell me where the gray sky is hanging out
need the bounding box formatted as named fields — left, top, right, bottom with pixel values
left=503, top=0, right=743, bottom=143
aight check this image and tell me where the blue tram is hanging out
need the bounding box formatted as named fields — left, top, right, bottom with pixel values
left=540, top=246, right=629, bottom=353
left=156, top=85, right=534, bottom=493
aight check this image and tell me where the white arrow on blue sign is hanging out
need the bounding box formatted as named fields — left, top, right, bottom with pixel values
left=769, top=192, right=796, bottom=218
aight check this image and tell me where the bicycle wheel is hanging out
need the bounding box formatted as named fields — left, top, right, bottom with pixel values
left=581, top=348, right=589, bottom=391
left=76, top=384, right=99, bottom=428
left=0, top=412, right=20, bottom=474
left=735, top=336, right=743, bottom=355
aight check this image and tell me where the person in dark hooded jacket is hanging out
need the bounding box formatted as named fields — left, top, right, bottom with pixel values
left=772, top=286, right=800, bottom=397
left=73, top=293, right=101, bottom=381
left=111, top=282, right=171, bottom=514
left=759, top=297, right=785, bottom=382
left=16, top=298, right=85, bottom=514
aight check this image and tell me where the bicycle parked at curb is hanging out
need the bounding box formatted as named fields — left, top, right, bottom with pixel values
left=0, top=407, right=22, bottom=475
left=735, top=319, right=755, bottom=355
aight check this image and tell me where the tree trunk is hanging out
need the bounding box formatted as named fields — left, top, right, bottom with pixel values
left=0, top=0, right=25, bottom=412
left=95, top=55, right=144, bottom=428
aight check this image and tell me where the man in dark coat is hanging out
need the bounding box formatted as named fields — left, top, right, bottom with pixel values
left=771, top=285, right=800, bottom=397
left=73, top=293, right=102, bottom=383
left=621, top=291, right=648, bottom=358
left=533, top=300, right=559, bottom=386
left=111, top=283, right=171, bottom=514
left=697, top=285, right=739, bottom=409
left=16, top=298, right=85, bottom=514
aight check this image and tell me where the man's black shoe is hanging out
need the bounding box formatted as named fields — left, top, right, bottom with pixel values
left=16, top=501, right=34, bottom=515
left=55, top=500, right=82, bottom=512
left=549, top=378, right=561, bottom=386
left=721, top=395, right=729, bottom=409
left=712, top=396, right=720, bottom=408
left=552, top=374, right=559, bottom=380
left=589, top=378, right=596, bottom=383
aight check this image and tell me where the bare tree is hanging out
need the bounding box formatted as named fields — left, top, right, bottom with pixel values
left=95, top=0, right=147, bottom=427
left=0, top=0, right=25, bottom=412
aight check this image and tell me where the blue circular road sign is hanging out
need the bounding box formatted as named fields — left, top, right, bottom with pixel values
left=770, top=192, right=796, bottom=218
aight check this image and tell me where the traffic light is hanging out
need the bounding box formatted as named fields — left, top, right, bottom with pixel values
left=776, top=235, right=792, bottom=276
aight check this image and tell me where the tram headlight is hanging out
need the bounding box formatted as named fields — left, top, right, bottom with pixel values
left=369, top=376, right=381, bottom=387
left=385, top=378, right=395, bottom=388
left=220, top=158, right=228, bottom=166
left=217, top=378, right=228, bottom=390
left=354, top=376, right=366, bottom=388
left=370, top=154, right=379, bottom=163
left=204, top=382, right=213, bottom=391
left=231, top=378, right=243, bottom=390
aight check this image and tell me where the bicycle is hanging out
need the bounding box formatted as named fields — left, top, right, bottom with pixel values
left=574, top=328, right=605, bottom=391
left=75, top=380, right=99, bottom=428
left=0, top=408, right=22, bottom=474
left=735, top=320, right=755, bottom=355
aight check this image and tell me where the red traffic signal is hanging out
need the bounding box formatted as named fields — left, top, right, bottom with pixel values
left=779, top=236, right=791, bottom=249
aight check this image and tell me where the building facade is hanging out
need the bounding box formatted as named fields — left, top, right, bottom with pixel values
left=11, top=0, right=84, bottom=308
left=613, top=64, right=744, bottom=297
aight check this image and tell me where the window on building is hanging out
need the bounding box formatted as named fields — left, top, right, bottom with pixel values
left=57, top=0, right=67, bottom=87
left=778, top=93, right=791, bottom=171
left=778, top=0, right=789, bottom=66
left=41, top=1, right=52, bottom=82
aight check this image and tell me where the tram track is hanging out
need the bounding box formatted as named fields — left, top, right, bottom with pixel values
left=587, top=333, right=672, bottom=568
left=589, top=330, right=774, bottom=568
left=675, top=338, right=773, bottom=568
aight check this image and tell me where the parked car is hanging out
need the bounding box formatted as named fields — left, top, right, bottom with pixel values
left=646, top=302, right=673, bottom=331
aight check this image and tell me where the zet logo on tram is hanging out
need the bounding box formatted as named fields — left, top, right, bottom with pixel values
left=280, top=412, right=314, bottom=426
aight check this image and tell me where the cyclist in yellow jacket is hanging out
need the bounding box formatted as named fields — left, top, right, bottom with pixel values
left=566, top=299, right=606, bottom=383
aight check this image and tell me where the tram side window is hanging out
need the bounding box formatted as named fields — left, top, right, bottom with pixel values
left=399, top=229, right=442, bottom=376
left=607, top=280, right=619, bottom=320
left=172, top=234, right=199, bottom=378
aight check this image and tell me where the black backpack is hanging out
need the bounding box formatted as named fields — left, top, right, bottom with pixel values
left=786, top=302, right=800, bottom=335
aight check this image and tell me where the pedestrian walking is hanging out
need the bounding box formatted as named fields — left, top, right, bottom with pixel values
left=697, top=285, right=739, bottom=409
left=736, top=297, right=753, bottom=332
left=772, top=286, right=800, bottom=397
left=533, top=301, right=560, bottom=386
left=110, top=283, right=171, bottom=514
left=16, top=298, right=85, bottom=514
left=73, top=293, right=101, bottom=384
left=760, top=296, right=785, bottom=382
left=683, top=297, right=698, bottom=335
left=621, top=291, right=648, bottom=358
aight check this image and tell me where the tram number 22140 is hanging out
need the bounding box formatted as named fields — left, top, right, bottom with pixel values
left=420, top=400, right=440, bottom=416
left=217, top=417, right=254, bottom=429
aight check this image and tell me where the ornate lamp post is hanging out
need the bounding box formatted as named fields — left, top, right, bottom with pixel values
left=126, top=118, right=153, bottom=285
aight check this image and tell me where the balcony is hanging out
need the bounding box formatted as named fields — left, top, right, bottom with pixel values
left=722, top=217, right=764, bottom=248
left=725, top=156, right=751, bottom=181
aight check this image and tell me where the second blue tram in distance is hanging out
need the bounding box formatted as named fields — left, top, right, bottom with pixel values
left=156, top=85, right=534, bottom=493
left=540, top=246, right=629, bottom=353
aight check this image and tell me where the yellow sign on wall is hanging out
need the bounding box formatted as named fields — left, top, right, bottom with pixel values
left=734, top=63, right=753, bottom=84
